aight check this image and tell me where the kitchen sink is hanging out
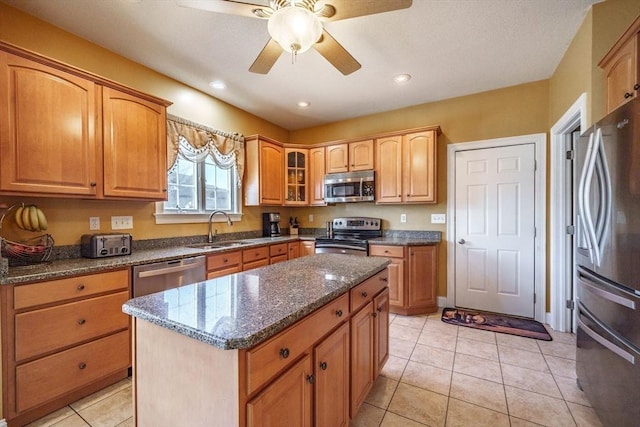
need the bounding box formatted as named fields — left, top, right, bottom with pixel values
left=186, top=241, right=251, bottom=249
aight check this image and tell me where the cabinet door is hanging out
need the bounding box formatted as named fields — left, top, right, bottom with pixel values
left=299, top=241, right=315, bottom=257
left=387, top=257, right=405, bottom=308
left=309, top=147, right=326, bottom=205
left=288, top=242, right=300, bottom=260
left=259, top=140, right=284, bottom=205
left=102, top=87, right=167, bottom=200
left=284, top=148, right=308, bottom=205
left=349, top=139, right=374, bottom=171
left=0, top=52, right=99, bottom=196
left=403, top=131, right=436, bottom=203
left=375, top=135, right=403, bottom=203
left=408, top=246, right=438, bottom=312
left=326, top=143, right=349, bottom=173
left=350, top=300, right=374, bottom=417
left=314, top=322, right=349, bottom=427
left=374, top=288, right=390, bottom=377
left=602, top=33, right=638, bottom=114
left=247, top=354, right=313, bottom=427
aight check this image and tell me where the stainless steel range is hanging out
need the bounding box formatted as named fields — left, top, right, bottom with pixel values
left=315, top=217, right=382, bottom=256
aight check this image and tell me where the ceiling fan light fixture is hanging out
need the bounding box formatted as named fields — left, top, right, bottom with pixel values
left=267, top=6, right=322, bottom=55
left=393, top=73, right=412, bottom=84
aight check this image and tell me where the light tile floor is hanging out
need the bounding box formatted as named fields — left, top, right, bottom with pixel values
left=28, top=311, right=601, bottom=427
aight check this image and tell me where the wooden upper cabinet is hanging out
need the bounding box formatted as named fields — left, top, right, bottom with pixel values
left=326, top=140, right=374, bottom=173
left=245, top=136, right=284, bottom=206
left=309, top=147, right=326, bottom=205
left=284, top=148, right=308, bottom=205
left=0, top=51, right=99, bottom=196
left=600, top=16, right=640, bottom=114
left=102, top=87, right=167, bottom=200
left=375, top=129, right=438, bottom=204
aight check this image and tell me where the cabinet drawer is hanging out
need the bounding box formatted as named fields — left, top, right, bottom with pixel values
left=207, top=266, right=241, bottom=280
left=15, top=330, right=130, bottom=413
left=14, top=269, right=129, bottom=310
left=269, top=243, right=287, bottom=257
left=243, top=246, right=269, bottom=263
left=15, top=291, right=130, bottom=362
left=369, top=245, right=404, bottom=258
left=207, top=251, right=241, bottom=271
left=270, top=254, right=288, bottom=265
left=243, top=259, right=269, bottom=271
left=245, top=293, right=348, bottom=396
left=350, top=270, right=389, bottom=313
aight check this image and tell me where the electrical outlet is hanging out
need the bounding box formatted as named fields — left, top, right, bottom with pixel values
left=111, top=215, right=133, bottom=230
left=431, top=214, right=446, bottom=224
left=308, top=214, right=314, bottom=222
left=400, top=214, right=407, bottom=223
left=89, top=217, right=100, bottom=230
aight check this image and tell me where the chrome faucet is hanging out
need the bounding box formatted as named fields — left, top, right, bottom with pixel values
left=207, top=211, right=233, bottom=243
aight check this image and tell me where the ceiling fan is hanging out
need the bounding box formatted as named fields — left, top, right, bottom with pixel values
left=175, top=0, right=413, bottom=75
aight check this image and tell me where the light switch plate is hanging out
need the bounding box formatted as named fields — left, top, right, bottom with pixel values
left=111, top=215, right=133, bottom=230
left=431, top=214, right=446, bottom=224
left=89, top=217, right=100, bottom=230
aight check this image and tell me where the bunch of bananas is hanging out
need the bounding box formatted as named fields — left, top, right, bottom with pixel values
left=15, top=205, right=48, bottom=232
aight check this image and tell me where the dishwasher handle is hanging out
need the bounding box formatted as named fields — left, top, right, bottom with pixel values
left=137, top=261, right=204, bottom=278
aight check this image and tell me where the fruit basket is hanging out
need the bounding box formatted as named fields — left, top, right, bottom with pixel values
left=0, top=203, right=54, bottom=266
left=1, top=234, right=54, bottom=265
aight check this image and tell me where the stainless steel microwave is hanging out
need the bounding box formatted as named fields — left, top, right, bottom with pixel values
left=324, top=171, right=375, bottom=203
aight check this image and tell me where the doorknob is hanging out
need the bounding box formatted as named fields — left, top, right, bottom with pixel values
left=458, top=239, right=466, bottom=244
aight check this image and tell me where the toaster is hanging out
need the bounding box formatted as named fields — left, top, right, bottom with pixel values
left=81, top=233, right=132, bottom=258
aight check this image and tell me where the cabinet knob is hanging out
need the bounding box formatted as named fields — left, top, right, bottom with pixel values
left=306, top=374, right=315, bottom=384
left=319, top=362, right=328, bottom=370
left=223, top=258, right=228, bottom=263
left=361, top=291, right=368, bottom=298
left=335, top=309, right=343, bottom=317
left=162, top=188, right=168, bottom=192
left=624, top=92, right=633, bottom=99
left=380, top=277, right=388, bottom=282
left=90, top=182, right=97, bottom=187
left=77, top=319, right=86, bottom=325
left=279, top=348, right=290, bottom=359
left=78, top=362, right=87, bottom=370
left=377, top=307, right=383, bottom=312
left=372, top=312, right=378, bottom=318
left=77, top=284, right=85, bottom=291
left=635, top=84, right=640, bottom=90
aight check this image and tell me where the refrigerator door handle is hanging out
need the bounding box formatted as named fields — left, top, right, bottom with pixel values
left=578, top=269, right=636, bottom=310
left=578, top=317, right=635, bottom=365
left=578, top=132, right=597, bottom=264
left=593, top=128, right=612, bottom=266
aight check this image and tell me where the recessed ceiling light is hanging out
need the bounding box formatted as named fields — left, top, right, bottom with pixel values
left=209, top=80, right=226, bottom=90
left=393, top=74, right=412, bottom=84
left=297, top=101, right=311, bottom=108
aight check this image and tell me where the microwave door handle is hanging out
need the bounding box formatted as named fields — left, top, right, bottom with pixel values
left=359, top=178, right=363, bottom=201
left=577, top=133, right=596, bottom=263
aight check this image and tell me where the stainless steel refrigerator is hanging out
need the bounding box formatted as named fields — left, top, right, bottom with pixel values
left=575, top=97, right=640, bottom=427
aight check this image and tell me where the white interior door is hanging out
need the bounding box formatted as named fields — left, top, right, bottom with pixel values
left=454, top=144, right=536, bottom=317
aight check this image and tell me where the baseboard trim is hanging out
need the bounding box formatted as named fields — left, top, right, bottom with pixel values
left=0, top=418, right=8, bottom=427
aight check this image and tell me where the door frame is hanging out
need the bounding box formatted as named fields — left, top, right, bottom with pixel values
left=549, top=93, right=587, bottom=332
left=446, top=133, right=547, bottom=322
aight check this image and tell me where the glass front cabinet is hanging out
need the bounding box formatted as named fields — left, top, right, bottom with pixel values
left=284, top=148, right=308, bottom=205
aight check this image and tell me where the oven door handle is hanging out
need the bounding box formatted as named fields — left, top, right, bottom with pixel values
left=315, top=244, right=367, bottom=251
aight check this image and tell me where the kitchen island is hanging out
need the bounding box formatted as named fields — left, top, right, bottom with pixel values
left=123, top=253, right=390, bottom=427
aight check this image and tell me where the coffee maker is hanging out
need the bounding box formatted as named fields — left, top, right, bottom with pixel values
left=262, top=212, right=281, bottom=237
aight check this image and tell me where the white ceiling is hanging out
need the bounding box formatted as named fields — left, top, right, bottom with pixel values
left=3, top=0, right=599, bottom=130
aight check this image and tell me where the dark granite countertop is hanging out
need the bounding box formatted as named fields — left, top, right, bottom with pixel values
left=122, top=254, right=390, bottom=350
left=0, top=236, right=303, bottom=285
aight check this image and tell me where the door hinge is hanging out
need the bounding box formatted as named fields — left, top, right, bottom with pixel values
left=534, top=160, right=537, bottom=171
left=566, top=300, right=575, bottom=310
left=566, top=225, right=575, bottom=235
left=533, top=293, right=536, bottom=304
left=534, top=227, right=537, bottom=237
left=566, top=150, right=575, bottom=160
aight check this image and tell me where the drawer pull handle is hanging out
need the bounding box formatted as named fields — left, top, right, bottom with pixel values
left=77, top=319, right=86, bottom=325
left=335, top=309, right=343, bottom=317
left=223, top=258, right=228, bottom=263
left=624, top=92, right=633, bottom=99
left=306, top=374, right=315, bottom=384
left=280, top=348, right=290, bottom=359
left=384, top=250, right=389, bottom=253
left=380, top=277, right=388, bottom=282
left=372, top=312, right=378, bottom=318
left=377, top=307, right=383, bottom=313
left=77, top=284, right=85, bottom=291
left=78, top=362, right=87, bottom=370
left=361, top=291, right=368, bottom=298
left=319, top=362, right=328, bottom=370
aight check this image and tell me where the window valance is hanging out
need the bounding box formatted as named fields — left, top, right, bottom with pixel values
left=167, top=115, right=245, bottom=186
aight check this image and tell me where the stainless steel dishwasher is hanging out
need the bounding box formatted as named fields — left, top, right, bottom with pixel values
left=132, top=256, right=206, bottom=297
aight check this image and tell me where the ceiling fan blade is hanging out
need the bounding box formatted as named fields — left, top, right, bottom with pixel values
left=175, top=0, right=266, bottom=19
left=249, top=38, right=283, bottom=74
left=318, top=0, right=412, bottom=22
left=313, top=29, right=361, bottom=75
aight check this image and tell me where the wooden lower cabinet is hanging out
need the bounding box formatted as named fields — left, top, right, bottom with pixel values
left=370, top=244, right=438, bottom=315
left=246, top=354, right=313, bottom=427
left=374, top=288, right=390, bottom=377
left=314, top=322, right=350, bottom=427
left=288, top=242, right=300, bottom=260
left=300, top=240, right=315, bottom=257
left=206, top=250, right=242, bottom=279
left=350, top=300, right=375, bottom=417
left=1, top=269, right=131, bottom=426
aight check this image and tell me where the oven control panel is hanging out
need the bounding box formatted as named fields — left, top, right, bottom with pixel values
left=332, top=217, right=381, bottom=231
